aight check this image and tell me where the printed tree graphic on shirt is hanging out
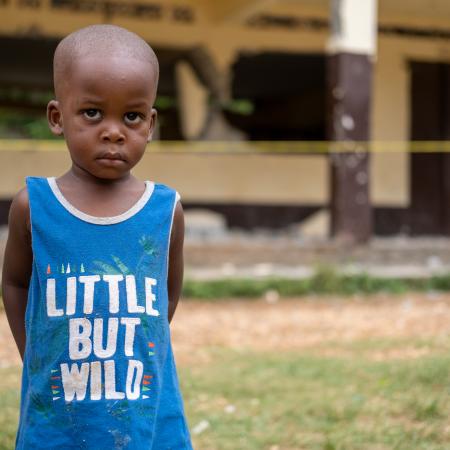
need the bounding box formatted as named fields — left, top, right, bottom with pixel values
left=92, top=235, right=158, bottom=277
left=91, top=234, right=166, bottom=350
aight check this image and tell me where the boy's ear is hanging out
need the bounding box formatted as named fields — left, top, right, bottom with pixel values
left=47, top=100, right=64, bottom=136
left=147, top=108, right=158, bottom=142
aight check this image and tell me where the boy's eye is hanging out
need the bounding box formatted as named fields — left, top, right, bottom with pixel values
left=124, top=112, right=142, bottom=124
left=83, top=109, right=101, bottom=120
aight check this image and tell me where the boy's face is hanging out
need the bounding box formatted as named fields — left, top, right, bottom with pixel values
left=47, top=55, right=158, bottom=180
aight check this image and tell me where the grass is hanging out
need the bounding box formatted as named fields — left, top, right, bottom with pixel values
left=182, top=268, right=450, bottom=300
left=0, top=368, right=20, bottom=450
left=1, top=341, right=449, bottom=450
left=182, top=348, right=450, bottom=450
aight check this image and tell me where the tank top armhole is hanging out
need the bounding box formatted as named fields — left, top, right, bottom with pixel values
left=25, top=177, right=38, bottom=254
left=166, top=190, right=180, bottom=282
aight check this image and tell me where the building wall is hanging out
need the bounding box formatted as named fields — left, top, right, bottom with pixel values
left=1, top=1, right=450, bottom=209
left=372, top=33, right=450, bottom=207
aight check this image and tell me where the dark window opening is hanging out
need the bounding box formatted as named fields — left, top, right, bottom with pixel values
left=226, top=52, right=326, bottom=140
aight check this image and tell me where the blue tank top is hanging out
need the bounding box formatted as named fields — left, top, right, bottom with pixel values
left=16, top=176, right=193, bottom=450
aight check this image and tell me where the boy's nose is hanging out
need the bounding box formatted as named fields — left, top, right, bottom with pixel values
left=100, top=122, right=125, bottom=143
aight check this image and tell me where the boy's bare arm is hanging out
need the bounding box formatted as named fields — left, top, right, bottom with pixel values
left=1, top=188, right=33, bottom=360
left=167, top=201, right=185, bottom=324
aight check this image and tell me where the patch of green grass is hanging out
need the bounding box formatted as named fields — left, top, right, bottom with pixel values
left=0, top=367, right=20, bottom=450
left=182, top=268, right=450, bottom=299
left=180, top=350, right=450, bottom=450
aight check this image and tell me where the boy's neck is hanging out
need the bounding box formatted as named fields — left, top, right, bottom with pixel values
left=60, top=165, right=138, bottom=189
left=53, top=165, right=148, bottom=218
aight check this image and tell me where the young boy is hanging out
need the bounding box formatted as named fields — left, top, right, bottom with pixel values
left=2, top=24, right=193, bottom=449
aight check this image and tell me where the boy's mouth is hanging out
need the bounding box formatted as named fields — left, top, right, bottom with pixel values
left=96, top=151, right=126, bottom=165
left=97, top=152, right=125, bottom=161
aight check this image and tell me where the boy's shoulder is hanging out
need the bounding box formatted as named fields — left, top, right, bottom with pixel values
left=9, top=185, right=31, bottom=232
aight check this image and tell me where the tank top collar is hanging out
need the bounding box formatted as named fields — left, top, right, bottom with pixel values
left=47, top=177, right=155, bottom=225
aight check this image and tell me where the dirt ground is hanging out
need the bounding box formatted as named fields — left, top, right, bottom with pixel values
left=2, top=293, right=450, bottom=369
left=171, top=294, right=450, bottom=366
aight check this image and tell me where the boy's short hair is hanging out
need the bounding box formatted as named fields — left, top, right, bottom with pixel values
left=53, top=24, right=159, bottom=100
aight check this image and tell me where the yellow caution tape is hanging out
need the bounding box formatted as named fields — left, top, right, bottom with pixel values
left=1, top=139, right=450, bottom=153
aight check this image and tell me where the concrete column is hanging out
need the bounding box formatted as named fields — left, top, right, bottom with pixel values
left=327, top=0, right=378, bottom=243
left=175, top=61, right=209, bottom=140
left=184, top=47, right=243, bottom=141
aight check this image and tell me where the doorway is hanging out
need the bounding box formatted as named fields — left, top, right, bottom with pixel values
left=410, top=61, right=450, bottom=235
